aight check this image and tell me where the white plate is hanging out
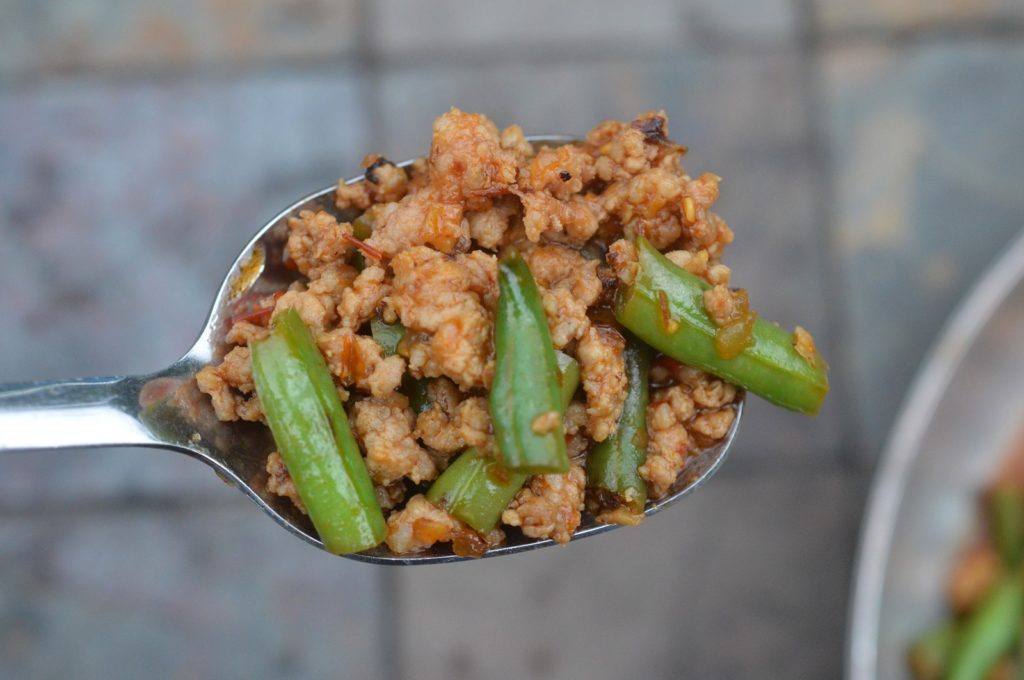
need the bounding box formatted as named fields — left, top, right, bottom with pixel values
left=848, top=229, right=1024, bottom=679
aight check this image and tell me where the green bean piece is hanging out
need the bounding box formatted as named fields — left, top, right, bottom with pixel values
left=992, top=486, right=1024, bottom=567
left=426, top=449, right=529, bottom=533
left=491, top=255, right=569, bottom=474
left=252, top=309, right=385, bottom=554
left=349, top=211, right=374, bottom=270
left=554, top=350, right=581, bottom=409
left=907, top=622, right=957, bottom=680
left=425, top=357, right=581, bottom=532
left=371, top=318, right=405, bottom=356
left=586, top=334, right=652, bottom=525
left=614, top=237, right=829, bottom=415
left=947, top=573, right=1024, bottom=680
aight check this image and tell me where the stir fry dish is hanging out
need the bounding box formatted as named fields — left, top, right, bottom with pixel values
left=909, top=443, right=1024, bottom=680
left=195, top=109, right=829, bottom=556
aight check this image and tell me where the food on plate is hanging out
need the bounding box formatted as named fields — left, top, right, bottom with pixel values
left=908, top=437, right=1024, bottom=680
left=196, top=108, right=829, bottom=556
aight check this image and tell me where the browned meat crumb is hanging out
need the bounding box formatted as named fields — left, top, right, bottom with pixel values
left=501, top=462, right=586, bottom=544
left=639, top=390, right=693, bottom=499
left=413, top=379, right=493, bottom=457
left=352, top=394, right=437, bottom=485
left=317, top=329, right=405, bottom=398
left=428, top=108, right=518, bottom=207
left=385, top=494, right=507, bottom=555
left=286, top=210, right=353, bottom=277
left=516, top=190, right=602, bottom=243
left=337, top=265, right=391, bottom=329
left=225, top=320, right=269, bottom=346
left=389, top=246, right=495, bottom=390
left=703, top=284, right=740, bottom=327
left=607, top=238, right=639, bottom=286
left=640, top=365, right=739, bottom=499
left=336, top=154, right=410, bottom=211
left=195, top=346, right=262, bottom=422
left=266, top=451, right=306, bottom=514
left=531, top=410, right=561, bottom=435
left=522, top=242, right=602, bottom=349
left=793, top=326, right=818, bottom=366
left=272, top=288, right=334, bottom=334
left=375, top=481, right=406, bottom=511
left=578, top=325, right=627, bottom=442
left=466, top=196, right=518, bottom=250
left=518, top=144, right=596, bottom=200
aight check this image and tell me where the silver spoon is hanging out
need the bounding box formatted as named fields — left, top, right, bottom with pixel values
left=0, top=136, right=743, bottom=564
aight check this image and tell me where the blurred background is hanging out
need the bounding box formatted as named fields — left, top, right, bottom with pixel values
left=1, top=1, right=1023, bottom=678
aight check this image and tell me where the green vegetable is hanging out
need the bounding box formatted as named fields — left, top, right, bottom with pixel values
left=586, top=334, right=651, bottom=524
left=946, top=573, right=1024, bottom=680
left=555, top=350, right=580, bottom=409
left=350, top=212, right=374, bottom=270
left=907, top=622, right=957, bottom=680
left=426, top=350, right=581, bottom=532
left=426, top=449, right=529, bottom=533
left=490, top=255, right=568, bottom=474
left=404, top=376, right=431, bottom=414
left=614, top=237, right=829, bottom=415
left=251, top=308, right=385, bottom=554
left=371, top=318, right=404, bottom=356
left=992, top=486, right=1024, bottom=566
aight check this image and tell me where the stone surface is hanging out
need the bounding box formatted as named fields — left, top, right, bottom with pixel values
left=0, top=502, right=386, bottom=680
left=0, top=0, right=361, bottom=78
left=393, top=469, right=862, bottom=680
left=368, top=0, right=795, bottom=59
left=815, top=0, right=1024, bottom=32
left=823, top=41, right=1024, bottom=457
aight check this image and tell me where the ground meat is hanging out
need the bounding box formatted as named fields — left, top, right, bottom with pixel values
left=517, top=144, right=595, bottom=200
left=607, top=239, right=639, bottom=286
left=521, top=242, right=603, bottom=349
left=266, top=451, right=306, bottom=514
left=578, top=325, right=627, bottom=442
left=414, top=379, right=493, bottom=457
left=516, top=190, right=602, bottom=243
left=385, top=494, right=458, bottom=554
left=640, top=366, right=738, bottom=499
left=286, top=210, right=353, bottom=277
left=317, top=329, right=405, bottom=398
left=385, top=494, right=505, bottom=555
left=428, top=108, right=518, bottom=208
left=599, top=168, right=685, bottom=250
left=272, top=287, right=334, bottom=334
left=335, top=155, right=410, bottom=211
left=352, top=394, right=437, bottom=485
left=466, top=196, right=519, bottom=250
left=337, top=265, right=391, bottom=329
left=389, top=246, right=494, bottom=390
left=501, top=462, right=586, bottom=544
left=225, top=320, right=269, bottom=346
left=366, top=188, right=468, bottom=257
left=793, top=326, right=819, bottom=366
left=639, top=390, right=693, bottom=499
left=375, top=481, right=406, bottom=511
left=195, top=346, right=262, bottom=422
left=499, top=124, right=534, bottom=161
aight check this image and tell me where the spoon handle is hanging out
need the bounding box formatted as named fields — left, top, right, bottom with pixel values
left=0, top=376, right=155, bottom=451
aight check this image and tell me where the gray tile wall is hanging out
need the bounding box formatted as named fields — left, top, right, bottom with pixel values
left=1, top=0, right=1022, bottom=678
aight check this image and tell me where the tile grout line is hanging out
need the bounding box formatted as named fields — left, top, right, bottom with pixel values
left=795, top=0, right=869, bottom=474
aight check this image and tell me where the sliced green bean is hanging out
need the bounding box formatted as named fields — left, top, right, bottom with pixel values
left=586, top=334, right=651, bottom=524
left=947, top=573, right=1024, bottom=680
left=555, top=350, right=580, bottom=409
left=426, top=449, right=529, bottom=533
left=614, top=237, right=829, bottom=415
left=491, top=255, right=568, bottom=474
left=371, top=318, right=404, bottom=356
left=425, top=352, right=581, bottom=532
left=252, top=309, right=385, bottom=554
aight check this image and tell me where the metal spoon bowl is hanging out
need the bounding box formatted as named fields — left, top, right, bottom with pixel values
left=0, top=137, right=743, bottom=564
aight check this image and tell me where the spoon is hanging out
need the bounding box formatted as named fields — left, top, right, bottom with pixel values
left=0, top=136, right=743, bottom=564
